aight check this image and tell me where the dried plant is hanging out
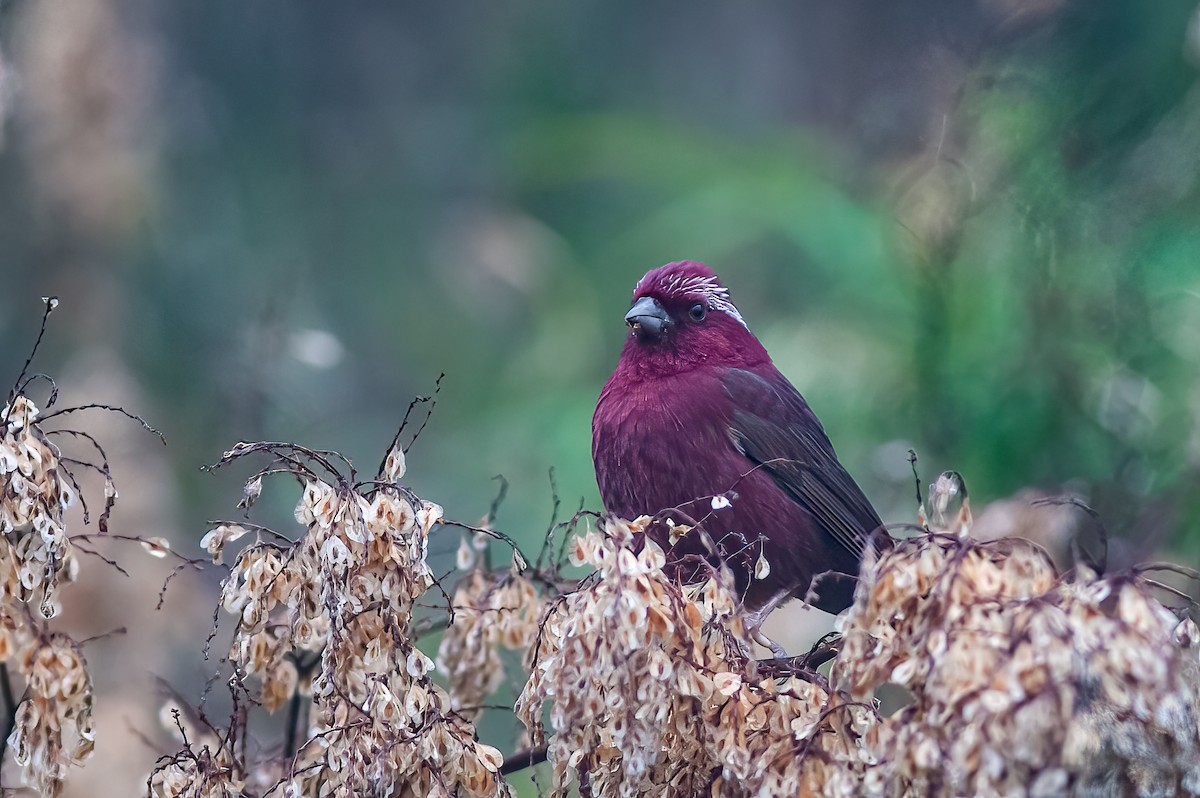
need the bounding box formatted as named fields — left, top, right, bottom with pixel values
left=1, top=298, right=170, bottom=797
left=135, top=429, right=1200, bottom=798
left=835, top=531, right=1200, bottom=796
left=515, top=512, right=1200, bottom=798
left=516, top=516, right=878, bottom=797
left=149, top=431, right=519, bottom=798
left=437, top=549, right=541, bottom=721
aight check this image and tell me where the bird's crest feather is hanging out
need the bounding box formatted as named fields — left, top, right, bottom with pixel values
left=634, top=261, right=747, bottom=328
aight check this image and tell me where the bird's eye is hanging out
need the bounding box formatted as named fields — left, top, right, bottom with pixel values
left=689, top=303, right=706, bottom=322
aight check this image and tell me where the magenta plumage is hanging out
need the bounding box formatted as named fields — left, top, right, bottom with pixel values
left=592, top=261, right=888, bottom=616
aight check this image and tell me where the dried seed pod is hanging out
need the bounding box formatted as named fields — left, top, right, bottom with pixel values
left=836, top=533, right=1200, bottom=796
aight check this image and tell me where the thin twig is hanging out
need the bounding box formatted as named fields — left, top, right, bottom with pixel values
left=4, top=296, right=57, bottom=427
left=405, top=373, right=443, bottom=454
left=487, top=475, right=509, bottom=527
left=535, top=468, right=561, bottom=571
left=908, top=449, right=923, bottom=511
left=39, top=403, right=166, bottom=445
left=17, top=373, right=58, bottom=407
left=439, top=518, right=531, bottom=568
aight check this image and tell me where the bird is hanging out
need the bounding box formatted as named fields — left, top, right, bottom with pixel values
left=591, top=261, right=888, bottom=653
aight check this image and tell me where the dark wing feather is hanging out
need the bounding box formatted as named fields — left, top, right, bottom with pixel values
left=723, top=368, right=885, bottom=558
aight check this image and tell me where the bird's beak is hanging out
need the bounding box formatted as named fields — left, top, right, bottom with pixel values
left=625, top=296, right=670, bottom=341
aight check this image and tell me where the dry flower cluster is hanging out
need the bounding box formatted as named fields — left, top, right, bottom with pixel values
left=5, top=630, right=94, bottom=798
left=0, top=395, right=81, bottom=624
left=436, top=552, right=541, bottom=720
left=1, top=300, right=169, bottom=798
left=835, top=532, right=1200, bottom=797
left=516, top=514, right=1200, bottom=797
left=149, top=440, right=512, bottom=798
left=516, top=516, right=878, bottom=797
left=0, top=394, right=99, bottom=798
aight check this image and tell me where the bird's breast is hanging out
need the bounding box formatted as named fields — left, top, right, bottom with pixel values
left=593, top=366, right=842, bottom=610
left=593, top=372, right=739, bottom=521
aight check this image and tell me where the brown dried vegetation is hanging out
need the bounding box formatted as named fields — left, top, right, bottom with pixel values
left=1, top=300, right=170, bottom=797
left=150, top=441, right=511, bottom=798
left=517, top=514, right=1200, bottom=797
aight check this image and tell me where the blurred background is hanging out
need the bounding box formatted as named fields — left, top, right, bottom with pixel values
left=1, top=0, right=1199, bottom=794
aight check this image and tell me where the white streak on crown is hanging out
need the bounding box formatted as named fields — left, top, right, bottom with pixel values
left=635, top=271, right=748, bottom=329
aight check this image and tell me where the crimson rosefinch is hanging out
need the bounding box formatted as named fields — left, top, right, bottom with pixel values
left=592, top=261, right=888, bottom=652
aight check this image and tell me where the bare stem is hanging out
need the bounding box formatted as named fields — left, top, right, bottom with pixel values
left=500, top=743, right=549, bottom=775
left=283, top=688, right=304, bottom=760
left=3, top=296, right=57, bottom=427
left=0, top=661, right=18, bottom=769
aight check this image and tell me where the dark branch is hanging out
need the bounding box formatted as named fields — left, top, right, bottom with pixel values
left=500, top=742, right=549, bottom=775
left=535, top=468, right=561, bottom=571
left=908, top=448, right=923, bottom=511
left=39, top=403, right=166, bottom=445
left=0, top=661, right=18, bottom=770
left=404, top=373, right=443, bottom=454
left=487, top=475, right=509, bottom=527
left=4, top=296, right=57, bottom=427
left=283, top=687, right=304, bottom=759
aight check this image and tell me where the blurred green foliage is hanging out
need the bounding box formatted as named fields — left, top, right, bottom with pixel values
left=1, top=0, right=1199, bottom=571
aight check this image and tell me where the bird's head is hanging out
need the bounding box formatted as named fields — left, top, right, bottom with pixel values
left=616, top=261, right=767, bottom=375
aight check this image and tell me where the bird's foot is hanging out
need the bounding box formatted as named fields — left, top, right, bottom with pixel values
left=751, top=626, right=789, bottom=659
left=741, top=589, right=792, bottom=659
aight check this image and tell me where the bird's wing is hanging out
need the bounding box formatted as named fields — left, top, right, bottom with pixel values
left=723, top=367, right=885, bottom=558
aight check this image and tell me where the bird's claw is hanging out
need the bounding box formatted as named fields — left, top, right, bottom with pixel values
left=752, top=627, right=789, bottom=659
left=742, top=589, right=792, bottom=658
